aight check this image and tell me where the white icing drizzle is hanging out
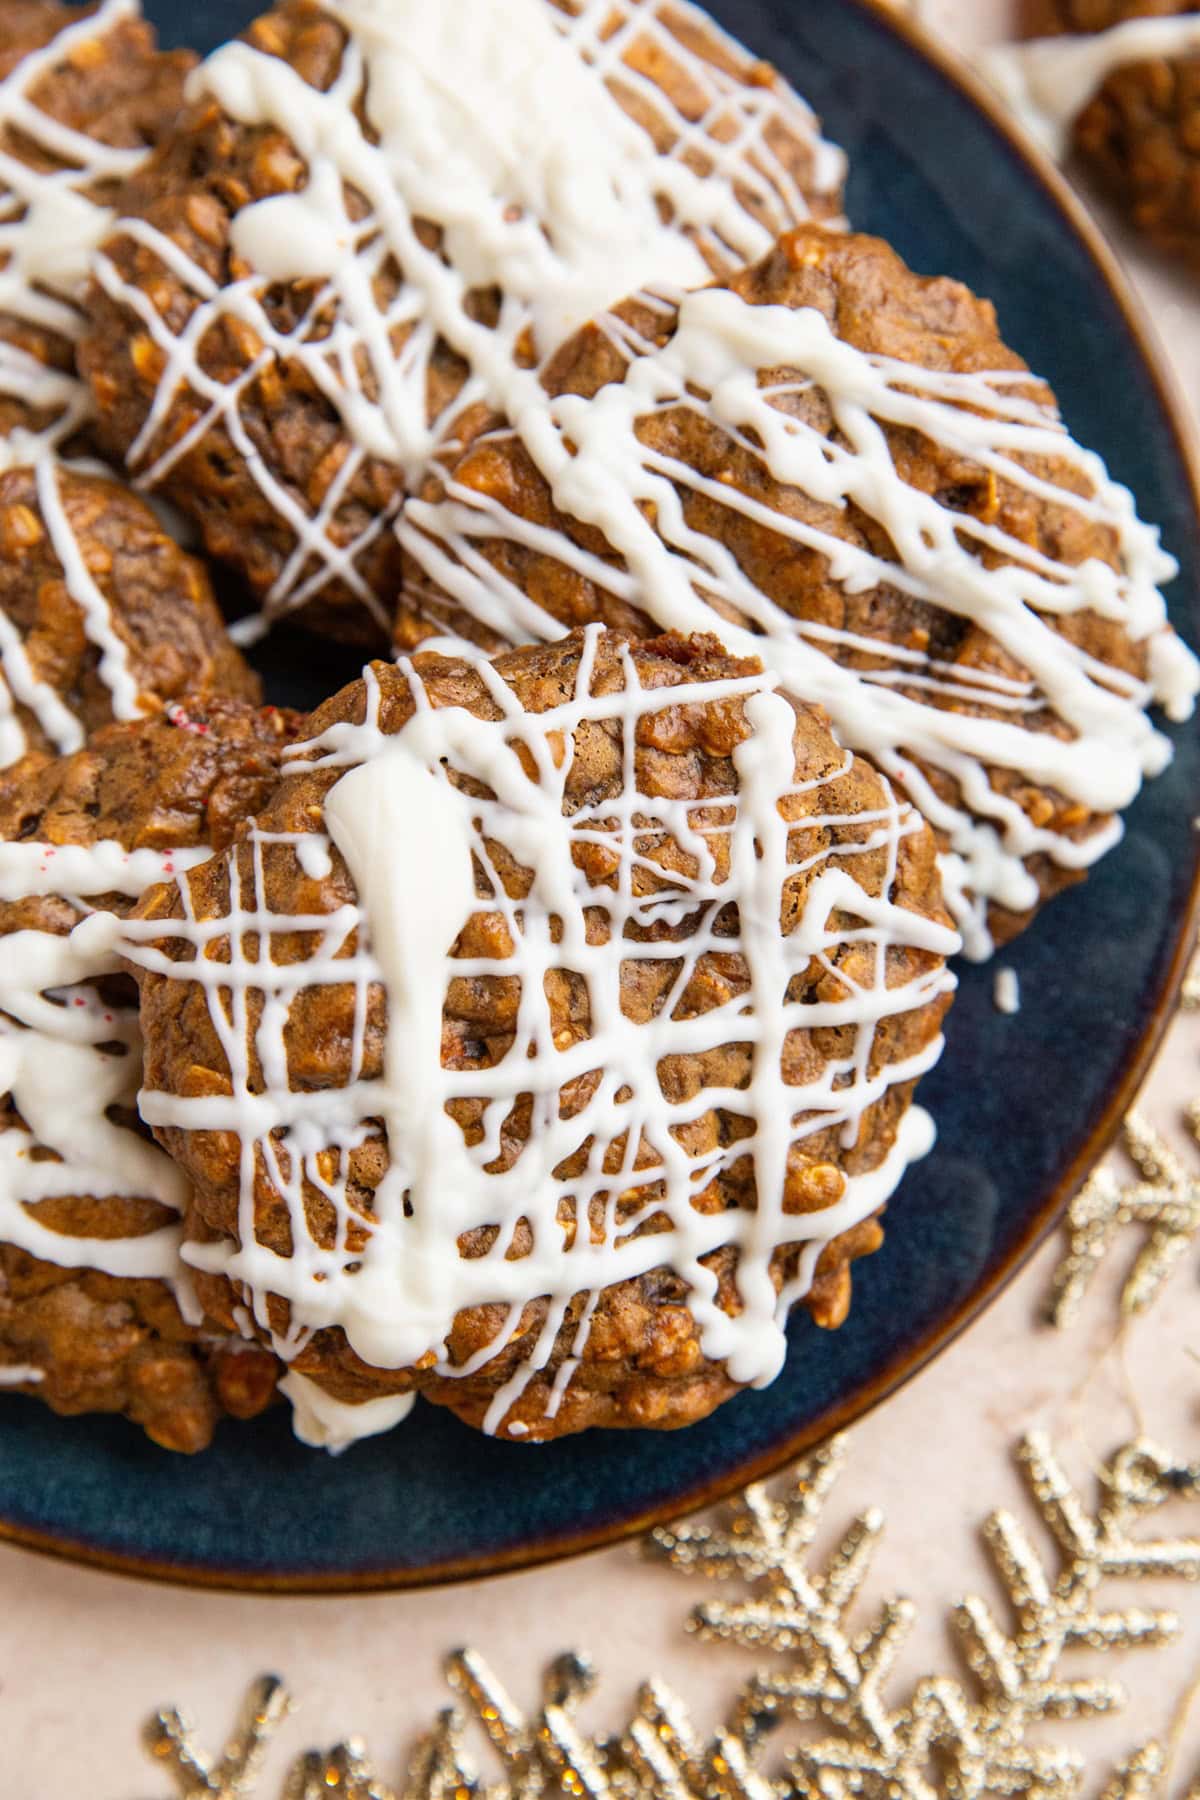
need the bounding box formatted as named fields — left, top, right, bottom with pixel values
left=35, top=454, right=140, bottom=706
left=0, top=0, right=146, bottom=321
left=399, top=285, right=1200, bottom=959
left=0, top=1362, right=44, bottom=1385
left=0, top=0, right=152, bottom=766
left=315, top=0, right=714, bottom=350
left=993, top=965, right=1021, bottom=1016
left=1, top=0, right=178, bottom=776
left=0, top=837, right=206, bottom=1301
left=279, top=1370, right=414, bottom=1452
left=0, top=837, right=209, bottom=902
left=122, top=629, right=959, bottom=1441
left=982, top=17, right=1200, bottom=161
left=93, top=0, right=842, bottom=630
left=0, top=345, right=92, bottom=466
left=0, top=0, right=163, bottom=458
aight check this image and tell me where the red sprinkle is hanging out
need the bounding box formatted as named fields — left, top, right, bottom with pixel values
left=167, top=703, right=209, bottom=735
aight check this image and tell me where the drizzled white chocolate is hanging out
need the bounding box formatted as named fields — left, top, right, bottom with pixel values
left=0, top=1362, right=43, bottom=1385
left=982, top=16, right=1200, bottom=161
left=0, top=0, right=159, bottom=456
left=121, top=627, right=959, bottom=1441
left=0, top=836, right=209, bottom=1305
left=93, top=0, right=843, bottom=632
left=0, top=0, right=195, bottom=770
left=280, top=1370, right=414, bottom=1452
left=0, top=348, right=91, bottom=469
left=400, top=285, right=1200, bottom=958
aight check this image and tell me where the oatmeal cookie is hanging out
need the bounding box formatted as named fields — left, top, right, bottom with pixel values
left=0, top=1, right=192, bottom=456
left=1023, top=0, right=1200, bottom=265
left=127, top=628, right=957, bottom=1443
left=0, top=462, right=259, bottom=776
left=78, top=0, right=843, bottom=644
left=0, top=697, right=297, bottom=1451
left=398, top=226, right=1197, bottom=956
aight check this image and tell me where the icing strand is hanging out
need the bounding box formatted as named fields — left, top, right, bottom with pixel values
left=0, top=345, right=92, bottom=465
left=0, top=1363, right=44, bottom=1385
left=981, top=16, right=1200, bottom=161
left=399, top=286, right=1199, bottom=957
left=0, top=838, right=210, bottom=902
left=0, top=839, right=208, bottom=1302
left=0, top=0, right=146, bottom=327
left=0, top=4, right=193, bottom=764
left=123, top=628, right=958, bottom=1441
left=94, top=0, right=843, bottom=628
left=0, top=0, right=162, bottom=459
left=279, top=1370, right=414, bottom=1452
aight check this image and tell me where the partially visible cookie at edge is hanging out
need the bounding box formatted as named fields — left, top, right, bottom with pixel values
left=0, top=0, right=194, bottom=456
left=0, top=696, right=298, bottom=1451
left=1023, top=0, right=1200, bottom=266
left=0, top=463, right=260, bottom=778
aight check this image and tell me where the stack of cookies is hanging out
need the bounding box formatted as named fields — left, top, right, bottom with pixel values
left=0, top=0, right=1190, bottom=1452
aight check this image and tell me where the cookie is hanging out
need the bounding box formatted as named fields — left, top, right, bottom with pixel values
left=0, top=0, right=192, bottom=458
left=0, top=697, right=296, bottom=1450
left=0, top=462, right=259, bottom=775
left=125, top=628, right=956, bottom=1443
left=79, top=0, right=844, bottom=643
left=397, top=226, right=1198, bottom=956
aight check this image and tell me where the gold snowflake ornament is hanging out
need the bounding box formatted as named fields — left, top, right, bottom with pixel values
left=649, top=1433, right=1198, bottom=1800
left=1049, top=1109, right=1200, bottom=1327
left=145, top=1675, right=292, bottom=1797
left=141, top=1432, right=1199, bottom=1800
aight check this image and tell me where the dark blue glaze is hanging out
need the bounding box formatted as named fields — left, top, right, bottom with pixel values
left=1, top=0, right=1197, bottom=1589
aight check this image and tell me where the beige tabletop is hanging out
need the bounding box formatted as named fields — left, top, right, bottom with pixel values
left=4, top=4, right=1200, bottom=1792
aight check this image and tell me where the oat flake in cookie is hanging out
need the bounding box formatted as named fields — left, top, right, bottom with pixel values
left=0, top=699, right=295, bottom=1451
left=0, top=0, right=193, bottom=460
left=122, top=628, right=958, bottom=1447
left=78, top=0, right=844, bottom=646
left=398, top=227, right=1200, bottom=959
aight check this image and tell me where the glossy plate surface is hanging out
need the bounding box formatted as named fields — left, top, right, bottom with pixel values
left=1, top=0, right=1198, bottom=1591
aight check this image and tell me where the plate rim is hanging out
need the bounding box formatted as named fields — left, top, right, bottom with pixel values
left=3, top=0, right=1199, bottom=1596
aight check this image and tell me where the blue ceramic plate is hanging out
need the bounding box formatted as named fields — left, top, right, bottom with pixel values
left=1, top=0, right=1198, bottom=1592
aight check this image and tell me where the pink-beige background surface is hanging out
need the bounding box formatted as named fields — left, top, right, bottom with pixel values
left=4, top=4, right=1200, bottom=1790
